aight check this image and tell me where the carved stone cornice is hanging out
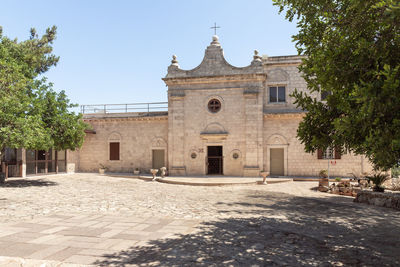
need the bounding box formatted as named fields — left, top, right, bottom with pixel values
left=163, top=73, right=266, bottom=86
left=263, top=113, right=305, bottom=119
left=243, top=87, right=260, bottom=97
left=200, top=133, right=228, bottom=141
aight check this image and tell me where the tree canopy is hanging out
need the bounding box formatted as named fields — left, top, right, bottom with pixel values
left=0, top=26, right=87, bottom=155
left=273, top=0, right=400, bottom=170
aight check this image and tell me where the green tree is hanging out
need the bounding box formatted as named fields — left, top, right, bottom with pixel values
left=0, top=26, right=87, bottom=166
left=273, top=0, right=400, bottom=170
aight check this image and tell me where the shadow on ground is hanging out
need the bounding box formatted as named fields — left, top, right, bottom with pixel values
left=96, top=192, right=400, bottom=266
left=0, top=179, right=58, bottom=188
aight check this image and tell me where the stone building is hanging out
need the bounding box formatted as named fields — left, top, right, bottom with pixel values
left=3, top=36, right=373, bottom=178
left=74, top=35, right=373, bottom=177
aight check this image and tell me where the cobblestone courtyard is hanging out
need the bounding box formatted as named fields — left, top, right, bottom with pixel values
left=0, top=173, right=400, bottom=266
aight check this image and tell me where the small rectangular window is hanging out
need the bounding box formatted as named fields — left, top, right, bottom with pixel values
left=109, top=142, right=120, bottom=161
left=269, top=86, right=286, bottom=103
left=318, top=147, right=341, bottom=159
left=269, top=87, right=277, bottom=102
left=323, top=147, right=334, bottom=159
left=278, top=86, right=286, bottom=102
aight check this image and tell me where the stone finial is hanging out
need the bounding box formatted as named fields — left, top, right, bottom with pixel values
left=210, top=35, right=220, bottom=46
left=171, top=55, right=179, bottom=66
left=253, top=50, right=262, bottom=62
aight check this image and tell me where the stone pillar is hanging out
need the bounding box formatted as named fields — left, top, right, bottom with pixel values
left=243, top=88, right=263, bottom=176
left=168, top=92, right=186, bottom=175
left=66, top=150, right=77, bottom=173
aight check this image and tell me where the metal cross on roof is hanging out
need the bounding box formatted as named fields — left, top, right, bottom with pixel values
left=210, top=22, right=220, bottom=35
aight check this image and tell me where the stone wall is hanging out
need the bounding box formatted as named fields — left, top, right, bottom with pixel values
left=263, top=114, right=373, bottom=177
left=354, top=191, right=400, bottom=211
left=169, top=87, right=257, bottom=176
left=78, top=116, right=168, bottom=173
left=264, top=60, right=309, bottom=111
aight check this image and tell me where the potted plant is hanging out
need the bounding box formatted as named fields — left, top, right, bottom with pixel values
left=133, top=168, right=140, bottom=175
left=99, top=164, right=107, bottom=175
left=366, top=173, right=390, bottom=192
left=319, top=169, right=329, bottom=187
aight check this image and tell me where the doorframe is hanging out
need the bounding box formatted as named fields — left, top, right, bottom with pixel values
left=152, top=149, right=166, bottom=168
left=266, top=145, right=288, bottom=176
left=150, top=137, right=168, bottom=172
left=206, top=145, right=223, bottom=175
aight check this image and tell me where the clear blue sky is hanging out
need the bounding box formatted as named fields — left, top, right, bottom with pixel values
left=1, top=0, right=298, bottom=107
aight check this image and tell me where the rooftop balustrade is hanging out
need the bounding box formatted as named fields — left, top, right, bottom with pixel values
left=80, top=102, right=168, bottom=115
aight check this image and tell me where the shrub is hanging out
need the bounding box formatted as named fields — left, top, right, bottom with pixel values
left=366, top=173, right=390, bottom=192
left=392, top=167, right=400, bottom=178
left=335, top=177, right=342, bottom=182
left=99, top=163, right=108, bottom=170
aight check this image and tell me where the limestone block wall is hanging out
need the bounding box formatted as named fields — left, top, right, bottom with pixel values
left=175, top=87, right=249, bottom=176
left=263, top=59, right=319, bottom=112
left=166, top=78, right=266, bottom=176
left=263, top=114, right=374, bottom=177
left=78, top=116, right=168, bottom=173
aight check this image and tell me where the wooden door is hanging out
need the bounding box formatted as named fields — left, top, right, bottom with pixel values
left=270, top=148, right=284, bottom=176
left=152, top=150, right=165, bottom=174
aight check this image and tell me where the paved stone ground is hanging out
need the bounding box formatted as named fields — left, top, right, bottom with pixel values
left=0, top=173, right=400, bottom=266
left=0, top=213, right=199, bottom=266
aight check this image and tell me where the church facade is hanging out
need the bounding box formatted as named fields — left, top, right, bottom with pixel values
left=74, top=36, right=373, bottom=177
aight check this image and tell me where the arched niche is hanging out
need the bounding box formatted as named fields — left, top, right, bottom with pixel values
left=108, top=132, right=122, bottom=142
left=151, top=137, right=167, bottom=148
left=266, top=134, right=289, bottom=146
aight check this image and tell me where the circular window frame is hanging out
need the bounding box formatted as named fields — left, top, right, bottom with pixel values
left=230, top=149, right=242, bottom=160
left=190, top=152, right=197, bottom=159
left=208, top=99, right=221, bottom=113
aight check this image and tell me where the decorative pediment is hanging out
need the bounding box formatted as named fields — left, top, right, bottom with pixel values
left=201, top=123, right=227, bottom=134
left=267, top=69, right=289, bottom=83
left=200, top=122, right=228, bottom=140
left=266, top=134, right=289, bottom=145
left=164, top=36, right=265, bottom=80
left=108, top=132, right=121, bottom=141
left=151, top=137, right=167, bottom=148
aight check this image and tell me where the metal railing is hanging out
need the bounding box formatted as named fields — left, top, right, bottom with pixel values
left=80, top=102, right=168, bottom=114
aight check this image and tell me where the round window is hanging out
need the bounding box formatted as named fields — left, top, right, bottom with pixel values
left=232, top=153, right=239, bottom=159
left=208, top=99, right=221, bottom=113
left=191, top=152, right=197, bottom=159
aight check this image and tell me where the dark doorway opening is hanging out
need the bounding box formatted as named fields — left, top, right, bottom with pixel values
left=207, top=146, right=223, bottom=175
